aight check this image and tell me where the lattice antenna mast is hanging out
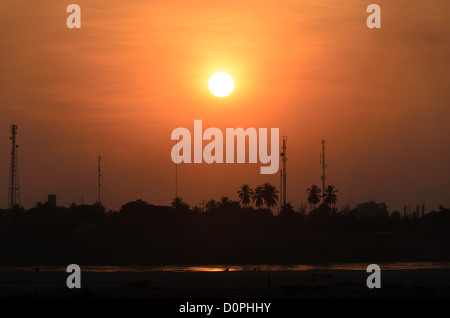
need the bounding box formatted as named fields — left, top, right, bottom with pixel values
left=175, top=141, right=178, bottom=198
left=320, top=140, right=327, bottom=202
left=97, top=156, right=102, bottom=204
left=8, top=124, right=20, bottom=209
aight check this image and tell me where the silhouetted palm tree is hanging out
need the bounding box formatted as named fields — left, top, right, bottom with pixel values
left=262, top=183, right=279, bottom=208
left=252, top=186, right=264, bottom=209
left=219, top=196, right=231, bottom=209
left=306, top=185, right=321, bottom=211
left=323, top=185, right=338, bottom=209
left=171, top=197, right=189, bottom=211
left=191, top=206, right=202, bottom=214
left=206, top=199, right=217, bottom=212
left=217, top=196, right=240, bottom=210
left=237, top=184, right=253, bottom=207
left=279, top=203, right=295, bottom=216
left=221, top=196, right=230, bottom=204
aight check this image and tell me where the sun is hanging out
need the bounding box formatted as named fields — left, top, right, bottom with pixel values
left=208, top=72, right=234, bottom=97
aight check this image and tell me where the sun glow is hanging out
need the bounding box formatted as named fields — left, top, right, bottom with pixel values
left=208, top=72, right=234, bottom=97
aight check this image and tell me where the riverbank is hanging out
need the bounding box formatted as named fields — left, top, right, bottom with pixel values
left=1, top=268, right=449, bottom=298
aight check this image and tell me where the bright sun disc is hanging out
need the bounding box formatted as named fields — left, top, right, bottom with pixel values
left=208, top=72, right=234, bottom=97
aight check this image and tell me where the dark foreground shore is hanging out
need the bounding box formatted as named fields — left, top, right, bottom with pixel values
left=1, top=269, right=450, bottom=298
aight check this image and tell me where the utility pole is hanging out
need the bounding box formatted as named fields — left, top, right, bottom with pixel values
left=8, top=124, right=20, bottom=209
left=97, top=156, right=101, bottom=204
left=279, top=168, right=283, bottom=212
left=320, top=140, right=327, bottom=202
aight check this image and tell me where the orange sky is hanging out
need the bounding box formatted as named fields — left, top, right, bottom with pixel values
left=0, top=0, right=449, bottom=212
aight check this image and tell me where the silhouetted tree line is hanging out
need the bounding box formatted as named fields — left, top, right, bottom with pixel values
left=0, top=184, right=449, bottom=266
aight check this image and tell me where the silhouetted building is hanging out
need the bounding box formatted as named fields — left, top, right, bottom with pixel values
left=48, top=194, right=56, bottom=206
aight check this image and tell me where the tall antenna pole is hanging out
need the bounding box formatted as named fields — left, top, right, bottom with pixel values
left=8, top=124, right=20, bottom=209
left=175, top=141, right=178, bottom=198
left=97, top=156, right=101, bottom=204
left=281, top=136, right=287, bottom=207
left=279, top=167, right=283, bottom=211
left=320, top=140, right=327, bottom=202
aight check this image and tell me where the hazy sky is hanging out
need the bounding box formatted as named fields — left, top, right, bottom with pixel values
left=0, top=0, right=449, bottom=212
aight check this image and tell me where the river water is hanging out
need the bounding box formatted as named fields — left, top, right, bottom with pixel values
left=2, top=262, right=450, bottom=272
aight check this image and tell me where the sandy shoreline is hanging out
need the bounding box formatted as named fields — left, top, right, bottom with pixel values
left=1, top=269, right=450, bottom=298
